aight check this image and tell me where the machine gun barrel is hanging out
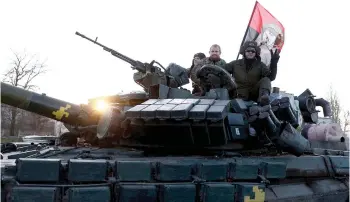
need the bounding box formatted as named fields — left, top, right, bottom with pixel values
left=75, top=31, right=146, bottom=73
left=1, top=82, right=98, bottom=127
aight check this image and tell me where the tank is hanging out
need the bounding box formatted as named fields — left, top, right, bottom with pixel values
left=1, top=34, right=349, bottom=202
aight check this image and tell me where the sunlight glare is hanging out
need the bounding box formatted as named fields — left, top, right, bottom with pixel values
left=95, top=100, right=108, bottom=111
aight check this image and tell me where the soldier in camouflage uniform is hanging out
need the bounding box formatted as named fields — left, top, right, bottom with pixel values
left=188, top=44, right=227, bottom=95
left=188, top=52, right=206, bottom=95
left=204, top=44, right=227, bottom=67
left=223, top=41, right=280, bottom=105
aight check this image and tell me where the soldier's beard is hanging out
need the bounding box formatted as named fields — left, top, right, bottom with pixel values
left=209, top=55, right=221, bottom=62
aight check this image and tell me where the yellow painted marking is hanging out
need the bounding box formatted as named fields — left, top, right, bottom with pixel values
left=52, top=104, right=71, bottom=120
left=244, top=186, right=265, bottom=202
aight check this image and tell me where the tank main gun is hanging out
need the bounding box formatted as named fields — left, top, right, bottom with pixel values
left=0, top=82, right=107, bottom=133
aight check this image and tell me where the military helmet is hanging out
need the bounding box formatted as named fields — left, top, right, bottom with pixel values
left=239, top=41, right=261, bottom=56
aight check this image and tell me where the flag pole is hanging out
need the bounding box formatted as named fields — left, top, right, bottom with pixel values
left=235, top=1, right=258, bottom=60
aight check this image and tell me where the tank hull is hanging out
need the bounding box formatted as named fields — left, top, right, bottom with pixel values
left=1, top=148, right=349, bottom=202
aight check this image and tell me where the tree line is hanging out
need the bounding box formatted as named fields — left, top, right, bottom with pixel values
left=1, top=50, right=55, bottom=137
left=1, top=49, right=349, bottom=137
left=327, top=85, right=350, bottom=134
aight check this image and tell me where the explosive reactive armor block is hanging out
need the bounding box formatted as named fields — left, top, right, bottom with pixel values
left=122, top=96, right=314, bottom=158
left=67, top=159, right=109, bottom=182
left=125, top=98, right=251, bottom=147
left=115, top=160, right=153, bottom=182
left=227, top=113, right=248, bottom=141
left=11, top=187, right=60, bottom=202
left=16, top=158, right=62, bottom=183
left=68, top=187, right=111, bottom=202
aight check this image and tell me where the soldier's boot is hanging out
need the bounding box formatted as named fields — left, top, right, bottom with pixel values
left=258, top=89, right=271, bottom=106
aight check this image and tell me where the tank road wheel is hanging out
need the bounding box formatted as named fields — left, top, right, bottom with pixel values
left=196, top=64, right=237, bottom=93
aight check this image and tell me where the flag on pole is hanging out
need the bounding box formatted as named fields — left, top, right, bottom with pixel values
left=238, top=1, right=285, bottom=66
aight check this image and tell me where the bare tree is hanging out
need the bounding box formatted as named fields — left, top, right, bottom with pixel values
left=1, top=104, right=12, bottom=129
left=2, top=49, right=48, bottom=136
left=343, top=110, right=350, bottom=134
left=27, top=112, right=55, bottom=134
left=326, top=84, right=350, bottom=136
left=326, top=84, right=342, bottom=125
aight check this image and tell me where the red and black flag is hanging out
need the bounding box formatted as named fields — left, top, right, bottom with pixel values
left=238, top=1, right=285, bottom=64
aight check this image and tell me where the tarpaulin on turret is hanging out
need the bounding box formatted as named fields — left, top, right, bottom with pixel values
left=240, top=1, right=285, bottom=66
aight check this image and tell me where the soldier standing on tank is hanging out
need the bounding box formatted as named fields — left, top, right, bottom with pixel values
left=223, top=41, right=280, bottom=105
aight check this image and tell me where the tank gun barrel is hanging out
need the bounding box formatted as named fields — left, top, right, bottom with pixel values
left=1, top=82, right=98, bottom=127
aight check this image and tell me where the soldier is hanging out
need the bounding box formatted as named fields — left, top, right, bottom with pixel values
left=188, top=52, right=206, bottom=95
left=202, top=44, right=227, bottom=67
left=223, top=41, right=280, bottom=105
left=188, top=45, right=227, bottom=95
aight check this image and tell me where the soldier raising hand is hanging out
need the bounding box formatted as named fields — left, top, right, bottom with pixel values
left=223, top=41, right=280, bottom=106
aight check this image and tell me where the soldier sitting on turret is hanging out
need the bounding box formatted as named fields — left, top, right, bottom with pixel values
left=223, top=41, right=280, bottom=106
left=204, top=44, right=227, bottom=67
left=187, top=44, right=228, bottom=95
left=188, top=52, right=206, bottom=95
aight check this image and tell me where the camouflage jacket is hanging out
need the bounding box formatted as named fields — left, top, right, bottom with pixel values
left=188, top=57, right=227, bottom=86
left=223, top=59, right=277, bottom=89
left=203, top=57, right=227, bottom=68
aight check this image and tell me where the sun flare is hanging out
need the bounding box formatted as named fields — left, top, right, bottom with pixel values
left=95, top=100, right=108, bottom=111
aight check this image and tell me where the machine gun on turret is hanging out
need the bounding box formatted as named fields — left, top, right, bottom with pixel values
left=75, top=31, right=164, bottom=74
left=75, top=32, right=190, bottom=92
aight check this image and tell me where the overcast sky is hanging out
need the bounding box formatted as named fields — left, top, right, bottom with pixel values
left=1, top=0, right=349, bottom=117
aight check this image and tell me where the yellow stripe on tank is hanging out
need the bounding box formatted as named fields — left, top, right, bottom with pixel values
left=52, top=104, right=71, bottom=120
left=244, top=186, right=265, bottom=202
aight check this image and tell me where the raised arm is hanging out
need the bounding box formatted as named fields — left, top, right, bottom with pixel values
left=261, top=49, right=280, bottom=81
left=261, top=63, right=276, bottom=81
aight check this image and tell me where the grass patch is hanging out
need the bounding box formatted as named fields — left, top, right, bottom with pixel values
left=1, top=137, right=22, bottom=143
